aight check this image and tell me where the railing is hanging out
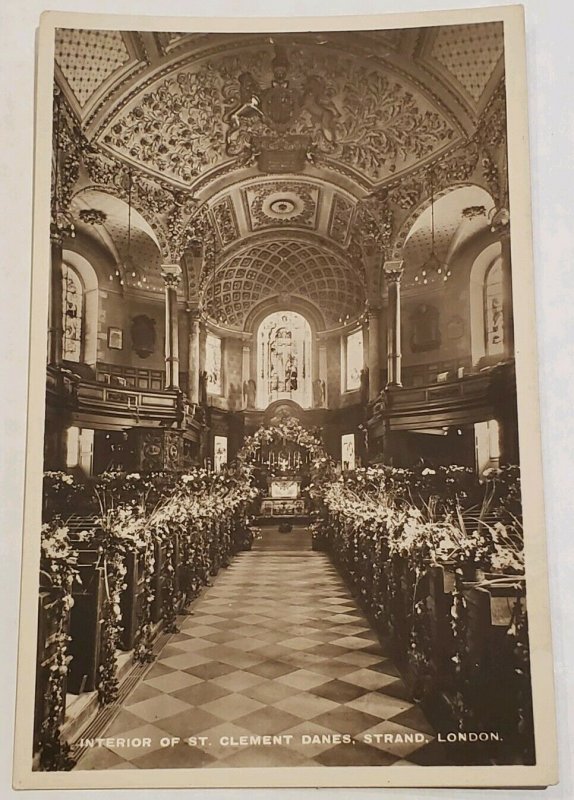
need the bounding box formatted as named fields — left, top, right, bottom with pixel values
left=76, top=381, right=179, bottom=419
left=369, top=360, right=516, bottom=432
left=46, top=366, right=183, bottom=426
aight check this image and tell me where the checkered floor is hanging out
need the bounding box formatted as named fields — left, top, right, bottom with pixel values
left=75, top=526, right=446, bottom=770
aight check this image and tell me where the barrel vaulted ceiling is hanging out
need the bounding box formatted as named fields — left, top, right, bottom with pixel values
left=54, top=24, right=505, bottom=326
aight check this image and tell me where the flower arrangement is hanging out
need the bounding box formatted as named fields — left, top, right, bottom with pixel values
left=237, top=417, right=333, bottom=475
left=42, top=472, right=81, bottom=519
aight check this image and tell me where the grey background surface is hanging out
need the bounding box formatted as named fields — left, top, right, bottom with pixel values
left=0, top=0, right=572, bottom=797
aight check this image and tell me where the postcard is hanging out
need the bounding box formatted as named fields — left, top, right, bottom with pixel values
left=13, top=4, right=558, bottom=789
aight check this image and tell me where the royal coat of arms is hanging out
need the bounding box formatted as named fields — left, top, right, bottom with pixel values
left=224, top=44, right=340, bottom=171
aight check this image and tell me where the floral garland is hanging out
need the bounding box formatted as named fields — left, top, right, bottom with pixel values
left=133, top=533, right=156, bottom=665
left=94, top=502, right=148, bottom=706
left=161, top=531, right=181, bottom=634
left=37, top=520, right=83, bottom=771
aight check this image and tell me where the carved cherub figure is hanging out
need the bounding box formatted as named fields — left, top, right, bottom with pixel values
left=301, top=76, right=340, bottom=143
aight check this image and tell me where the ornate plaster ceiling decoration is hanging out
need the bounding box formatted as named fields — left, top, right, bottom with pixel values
left=244, top=182, right=320, bottom=231
left=55, top=29, right=143, bottom=117
left=420, top=23, right=504, bottom=108
left=202, top=239, right=365, bottom=329
left=53, top=24, right=507, bottom=285
left=153, top=32, right=212, bottom=56
left=211, top=195, right=240, bottom=247
left=97, top=42, right=459, bottom=189
left=328, top=193, right=355, bottom=245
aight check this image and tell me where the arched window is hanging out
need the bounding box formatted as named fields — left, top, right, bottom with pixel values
left=484, top=258, right=504, bottom=356
left=344, top=329, right=363, bottom=391
left=205, top=333, right=222, bottom=395
left=257, top=311, right=312, bottom=409
left=62, top=263, right=84, bottom=362
left=61, top=251, right=99, bottom=366
left=469, top=242, right=503, bottom=365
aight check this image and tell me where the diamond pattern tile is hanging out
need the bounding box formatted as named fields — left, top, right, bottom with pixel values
left=74, top=526, right=439, bottom=771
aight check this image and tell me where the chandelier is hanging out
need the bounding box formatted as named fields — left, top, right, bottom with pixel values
left=414, top=168, right=452, bottom=286
left=115, top=168, right=147, bottom=289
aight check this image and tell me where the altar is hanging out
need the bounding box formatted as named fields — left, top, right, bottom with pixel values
left=251, top=432, right=311, bottom=519
left=260, top=477, right=306, bottom=517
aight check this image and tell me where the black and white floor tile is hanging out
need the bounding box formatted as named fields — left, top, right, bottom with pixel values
left=75, top=527, right=446, bottom=770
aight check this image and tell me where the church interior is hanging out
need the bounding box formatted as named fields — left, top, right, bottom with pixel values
left=35, top=22, right=531, bottom=774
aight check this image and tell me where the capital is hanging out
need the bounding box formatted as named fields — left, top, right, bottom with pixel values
left=490, top=207, right=510, bottom=239
left=383, top=259, right=404, bottom=284
left=161, top=264, right=183, bottom=288
left=50, top=218, right=75, bottom=244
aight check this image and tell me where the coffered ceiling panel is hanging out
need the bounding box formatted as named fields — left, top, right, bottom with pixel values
left=202, top=239, right=365, bottom=329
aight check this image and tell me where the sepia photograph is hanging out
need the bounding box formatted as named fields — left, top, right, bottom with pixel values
left=12, top=5, right=558, bottom=790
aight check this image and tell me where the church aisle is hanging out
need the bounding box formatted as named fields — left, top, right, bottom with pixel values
left=75, top=526, right=445, bottom=770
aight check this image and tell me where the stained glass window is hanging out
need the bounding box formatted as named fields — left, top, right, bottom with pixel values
left=206, top=334, right=222, bottom=394
left=62, top=264, right=83, bottom=362
left=484, top=259, right=504, bottom=356
left=257, top=311, right=312, bottom=408
left=345, top=329, right=363, bottom=391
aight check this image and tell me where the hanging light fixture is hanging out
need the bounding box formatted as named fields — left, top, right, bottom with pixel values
left=120, top=168, right=147, bottom=289
left=414, top=168, right=452, bottom=286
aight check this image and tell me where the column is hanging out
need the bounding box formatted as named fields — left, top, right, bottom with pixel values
left=161, top=264, right=182, bottom=390
left=198, top=320, right=207, bottom=405
left=318, top=341, right=328, bottom=407
left=187, top=307, right=200, bottom=403
left=241, top=342, right=251, bottom=409
left=384, top=260, right=404, bottom=388
left=48, top=227, right=64, bottom=365
left=367, top=307, right=382, bottom=401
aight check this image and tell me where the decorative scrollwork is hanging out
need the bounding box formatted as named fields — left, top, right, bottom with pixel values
left=100, top=45, right=456, bottom=186
left=78, top=208, right=107, bottom=225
